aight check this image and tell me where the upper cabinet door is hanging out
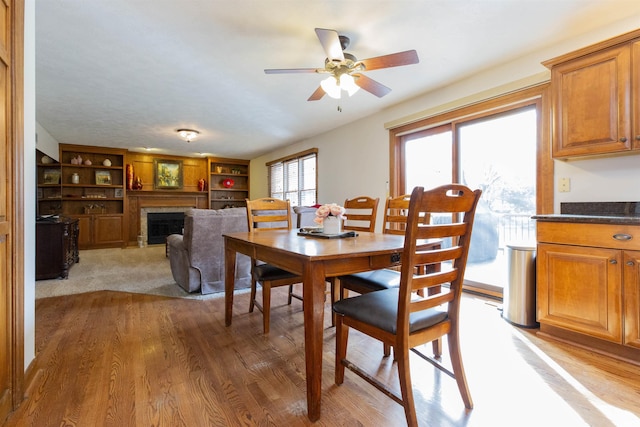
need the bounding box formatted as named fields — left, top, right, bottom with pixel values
left=632, top=40, right=640, bottom=150
left=551, top=44, right=631, bottom=159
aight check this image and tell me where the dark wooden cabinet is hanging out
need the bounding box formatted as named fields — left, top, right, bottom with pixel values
left=36, top=216, right=80, bottom=280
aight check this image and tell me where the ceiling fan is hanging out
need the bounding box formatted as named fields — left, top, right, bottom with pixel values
left=264, top=28, right=419, bottom=101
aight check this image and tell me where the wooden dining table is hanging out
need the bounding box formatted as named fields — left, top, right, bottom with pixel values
left=223, top=229, right=406, bottom=421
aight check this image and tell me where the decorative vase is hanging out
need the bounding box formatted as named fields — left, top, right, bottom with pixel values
left=323, top=216, right=342, bottom=234
left=103, top=159, right=112, bottom=167
left=71, top=173, right=79, bottom=184
left=133, top=176, right=143, bottom=190
left=126, top=164, right=134, bottom=190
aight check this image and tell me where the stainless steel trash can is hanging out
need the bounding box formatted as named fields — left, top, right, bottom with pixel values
left=503, top=243, right=538, bottom=328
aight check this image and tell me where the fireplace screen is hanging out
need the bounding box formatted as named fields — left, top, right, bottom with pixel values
left=147, top=212, right=185, bottom=244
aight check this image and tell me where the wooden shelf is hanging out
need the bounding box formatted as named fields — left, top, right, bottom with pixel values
left=208, top=157, right=250, bottom=210
left=53, top=144, right=128, bottom=249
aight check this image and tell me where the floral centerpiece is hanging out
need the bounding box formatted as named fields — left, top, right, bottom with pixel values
left=314, top=203, right=346, bottom=234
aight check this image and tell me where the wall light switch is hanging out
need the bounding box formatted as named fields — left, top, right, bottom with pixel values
left=559, top=177, right=571, bottom=193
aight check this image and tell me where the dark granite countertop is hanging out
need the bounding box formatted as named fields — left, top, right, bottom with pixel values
left=533, top=202, right=640, bottom=225
left=532, top=214, right=640, bottom=225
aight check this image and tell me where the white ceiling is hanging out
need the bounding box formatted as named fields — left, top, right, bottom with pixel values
left=35, top=0, right=640, bottom=159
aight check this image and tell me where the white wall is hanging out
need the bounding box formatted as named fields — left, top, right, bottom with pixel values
left=24, top=0, right=36, bottom=370
left=251, top=13, right=640, bottom=223
left=35, top=122, right=60, bottom=161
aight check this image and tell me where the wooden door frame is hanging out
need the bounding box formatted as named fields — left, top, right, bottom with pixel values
left=8, top=0, right=25, bottom=415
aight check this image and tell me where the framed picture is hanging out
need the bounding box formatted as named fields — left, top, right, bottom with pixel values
left=154, top=159, right=183, bottom=189
left=43, top=169, right=61, bottom=184
left=114, top=188, right=123, bottom=198
left=95, top=170, right=112, bottom=185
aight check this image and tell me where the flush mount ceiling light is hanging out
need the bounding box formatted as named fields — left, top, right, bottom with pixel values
left=177, top=129, right=199, bottom=143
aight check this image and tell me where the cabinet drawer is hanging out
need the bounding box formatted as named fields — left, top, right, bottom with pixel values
left=537, top=221, right=640, bottom=250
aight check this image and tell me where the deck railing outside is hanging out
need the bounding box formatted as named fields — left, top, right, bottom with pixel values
left=497, top=213, right=536, bottom=248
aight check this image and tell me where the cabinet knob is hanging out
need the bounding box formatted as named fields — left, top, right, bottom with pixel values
left=610, top=259, right=618, bottom=264
left=626, top=261, right=635, bottom=266
left=612, top=233, right=633, bottom=241
left=636, top=135, right=640, bottom=141
left=620, top=137, right=628, bottom=143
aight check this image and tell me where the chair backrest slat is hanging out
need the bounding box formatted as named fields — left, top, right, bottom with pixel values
left=343, top=196, right=379, bottom=233
left=397, top=185, right=482, bottom=334
left=382, top=194, right=432, bottom=235
left=245, top=198, right=292, bottom=231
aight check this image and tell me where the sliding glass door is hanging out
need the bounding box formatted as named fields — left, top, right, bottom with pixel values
left=401, top=103, right=539, bottom=295
left=458, top=106, right=537, bottom=293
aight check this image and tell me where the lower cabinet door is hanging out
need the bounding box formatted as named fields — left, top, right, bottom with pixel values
left=537, top=243, right=622, bottom=342
left=623, top=250, right=640, bottom=349
left=75, top=215, right=92, bottom=249
left=93, top=215, right=124, bottom=246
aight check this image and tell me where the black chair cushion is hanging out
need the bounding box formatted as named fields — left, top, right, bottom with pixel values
left=254, top=263, right=298, bottom=281
left=339, top=269, right=401, bottom=292
left=333, top=288, right=447, bottom=334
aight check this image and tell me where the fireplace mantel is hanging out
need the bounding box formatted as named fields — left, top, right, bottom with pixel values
left=127, top=191, right=208, bottom=245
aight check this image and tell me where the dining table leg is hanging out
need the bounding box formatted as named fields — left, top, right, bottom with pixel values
left=224, top=242, right=236, bottom=326
left=302, top=261, right=326, bottom=421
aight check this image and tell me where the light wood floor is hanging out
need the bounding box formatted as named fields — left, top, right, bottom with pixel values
left=4, top=287, right=640, bottom=426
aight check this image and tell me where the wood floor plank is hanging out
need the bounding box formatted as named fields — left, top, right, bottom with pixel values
left=4, top=288, right=640, bottom=426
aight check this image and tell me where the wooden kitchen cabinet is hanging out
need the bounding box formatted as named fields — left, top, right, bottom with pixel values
left=543, top=29, right=640, bottom=159
left=537, top=243, right=622, bottom=342
left=536, top=220, right=640, bottom=362
left=623, top=251, right=640, bottom=349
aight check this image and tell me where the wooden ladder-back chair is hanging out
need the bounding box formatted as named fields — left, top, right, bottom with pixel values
left=342, top=196, right=379, bottom=233
left=337, top=193, right=437, bottom=355
left=327, top=196, right=380, bottom=326
left=245, top=198, right=303, bottom=333
left=333, top=184, right=482, bottom=427
left=336, top=194, right=411, bottom=297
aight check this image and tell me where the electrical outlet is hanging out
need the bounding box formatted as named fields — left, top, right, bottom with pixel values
left=559, top=177, right=571, bottom=193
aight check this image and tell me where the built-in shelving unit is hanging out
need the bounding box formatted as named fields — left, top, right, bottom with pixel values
left=54, top=144, right=127, bottom=248
left=36, top=150, right=62, bottom=216
left=208, top=157, right=250, bottom=210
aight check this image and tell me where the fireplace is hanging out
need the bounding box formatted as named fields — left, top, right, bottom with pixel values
left=139, top=206, right=192, bottom=245
left=147, top=212, right=185, bottom=244
left=129, top=193, right=206, bottom=246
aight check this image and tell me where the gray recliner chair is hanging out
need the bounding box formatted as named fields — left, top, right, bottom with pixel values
left=167, top=207, right=252, bottom=294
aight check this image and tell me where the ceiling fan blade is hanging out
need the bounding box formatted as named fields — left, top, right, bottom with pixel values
left=307, top=86, right=326, bottom=101
left=264, top=68, right=319, bottom=74
left=353, top=73, right=391, bottom=98
left=315, top=28, right=344, bottom=62
left=360, top=50, right=419, bottom=71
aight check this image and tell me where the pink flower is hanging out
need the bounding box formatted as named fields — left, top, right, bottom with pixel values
left=314, top=203, right=346, bottom=224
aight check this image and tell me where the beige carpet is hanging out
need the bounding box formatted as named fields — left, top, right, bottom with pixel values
left=35, top=245, right=237, bottom=300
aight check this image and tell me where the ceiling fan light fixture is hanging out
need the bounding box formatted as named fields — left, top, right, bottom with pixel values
left=177, top=128, right=199, bottom=143
left=341, top=74, right=360, bottom=97
left=320, top=76, right=341, bottom=99
left=320, top=74, right=360, bottom=99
